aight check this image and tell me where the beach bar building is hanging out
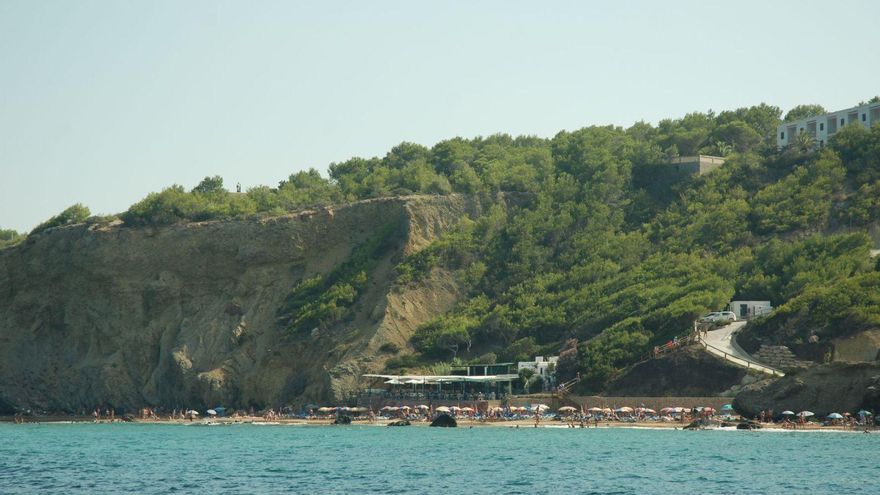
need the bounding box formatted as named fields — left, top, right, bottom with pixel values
left=362, top=363, right=519, bottom=402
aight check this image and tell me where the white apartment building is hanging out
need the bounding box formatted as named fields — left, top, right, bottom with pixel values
left=777, top=102, right=880, bottom=149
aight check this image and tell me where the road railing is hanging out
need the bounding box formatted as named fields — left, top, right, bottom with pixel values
left=695, top=335, right=785, bottom=377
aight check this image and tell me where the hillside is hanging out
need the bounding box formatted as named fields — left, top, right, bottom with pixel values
left=0, top=195, right=508, bottom=412
left=2, top=101, right=880, bottom=410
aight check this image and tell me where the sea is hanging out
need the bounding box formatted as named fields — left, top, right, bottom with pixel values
left=1, top=423, right=878, bottom=494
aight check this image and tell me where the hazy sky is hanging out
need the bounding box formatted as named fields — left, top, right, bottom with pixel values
left=2, top=0, right=878, bottom=232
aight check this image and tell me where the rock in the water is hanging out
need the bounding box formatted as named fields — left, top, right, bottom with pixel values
left=736, top=422, right=761, bottom=430
left=333, top=415, right=352, bottom=425
left=429, top=414, right=457, bottom=427
left=387, top=419, right=411, bottom=427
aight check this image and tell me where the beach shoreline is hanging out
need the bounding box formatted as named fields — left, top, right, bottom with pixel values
left=2, top=415, right=873, bottom=432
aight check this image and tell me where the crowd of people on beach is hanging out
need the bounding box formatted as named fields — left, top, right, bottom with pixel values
left=8, top=403, right=876, bottom=431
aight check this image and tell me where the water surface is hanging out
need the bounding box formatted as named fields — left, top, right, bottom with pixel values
left=1, top=423, right=877, bottom=494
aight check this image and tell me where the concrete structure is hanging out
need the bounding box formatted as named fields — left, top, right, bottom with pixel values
left=666, top=155, right=725, bottom=176
left=777, top=101, right=880, bottom=149
left=698, top=321, right=784, bottom=376
left=452, top=362, right=515, bottom=377
left=728, top=300, right=772, bottom=320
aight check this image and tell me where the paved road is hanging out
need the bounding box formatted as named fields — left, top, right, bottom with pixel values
left=699, top=321, right=784, bottom=376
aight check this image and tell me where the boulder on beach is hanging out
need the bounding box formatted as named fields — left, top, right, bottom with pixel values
left=387, top=419, right=411, bottom=427
left=429, top=414, right=457, bottom=427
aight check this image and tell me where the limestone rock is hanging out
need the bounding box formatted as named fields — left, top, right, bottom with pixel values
left=0, top=195, right=513, bottom=412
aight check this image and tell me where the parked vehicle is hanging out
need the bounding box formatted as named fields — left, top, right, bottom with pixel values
left=699, top=311, right=737, bottom=323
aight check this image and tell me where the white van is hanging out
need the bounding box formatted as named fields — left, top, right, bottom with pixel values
left=699, top=311, right=737, bottom=323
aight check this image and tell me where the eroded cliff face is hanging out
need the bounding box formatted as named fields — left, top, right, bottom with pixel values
left=733, top=361, right=880, bottom=417
left=0, top=195, right=497, bottom=412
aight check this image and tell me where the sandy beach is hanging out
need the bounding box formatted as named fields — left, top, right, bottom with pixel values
left=3, top=415, right=872, bottom=432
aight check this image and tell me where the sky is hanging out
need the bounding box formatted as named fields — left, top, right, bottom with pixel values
left=2, top=0, right=879, bottom=232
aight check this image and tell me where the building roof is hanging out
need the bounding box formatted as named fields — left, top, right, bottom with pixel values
left=364, top=373, right=518, bottom=383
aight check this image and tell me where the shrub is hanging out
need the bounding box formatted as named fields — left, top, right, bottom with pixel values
left=31, top=204, right=91, bottom=234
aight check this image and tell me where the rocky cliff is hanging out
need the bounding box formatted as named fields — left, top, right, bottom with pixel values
left=605, top=346, right=748, bottom=397
left=733, top=361, right=880, bottom=417
left=0, top=194, right=502, bottom=413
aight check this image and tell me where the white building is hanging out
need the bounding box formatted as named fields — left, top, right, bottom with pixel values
left=729, top=300, right=772, bottom=320
left=517, top=356, right=558, bottom=378
left=777, top=102, right=880, bottom=149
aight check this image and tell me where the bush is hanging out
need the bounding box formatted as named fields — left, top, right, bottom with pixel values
left=379, top=342, right=401, bottom=354
left=31, top=204, right=91, bottom=234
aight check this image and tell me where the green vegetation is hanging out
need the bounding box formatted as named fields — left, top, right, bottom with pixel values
left=277, top=222, right=403, bottom=335
left=18, top=99, right=880, bottom=392
left=378, top=109, right=880, bottom=392
left=30, top=203, right=91, bottom=235
left=119, top=171, right=345, bottom=227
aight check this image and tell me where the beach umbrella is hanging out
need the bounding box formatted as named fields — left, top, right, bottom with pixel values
left=533, top=404, right=550, bottom=412
left=798, top=411, right=814, bottom=417
left=558, top=406, right=577, bottom=413
left=461, top=407, right=474, bottom=412
left=601, top=408, right=613, bottom=414
left=435, top=406, right=451, bottom=413
left=399, top=405, right=411, bottom=410
left=450, top=406, right=462, bottom=411
left=827, top=413, right=844, bottom=419
left=702, top=407, right=715, bottom=413
left=858, top=410, right=873, bottom=415
left=588, top=407, right=603, bottom=413
left=416, top=405, right=430, bottom=410
left=615, top=407, right=633, bottom=414
left=206, top=409, right=217, bottom=416
left=721, top=404, right=734, bottom=411
left=636, top=407, right=656, bottom=414
left=781, top=411, right=795, bottom=415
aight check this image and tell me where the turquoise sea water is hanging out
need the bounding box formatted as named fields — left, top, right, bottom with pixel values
left=1, top=423, right=878, bottom=494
